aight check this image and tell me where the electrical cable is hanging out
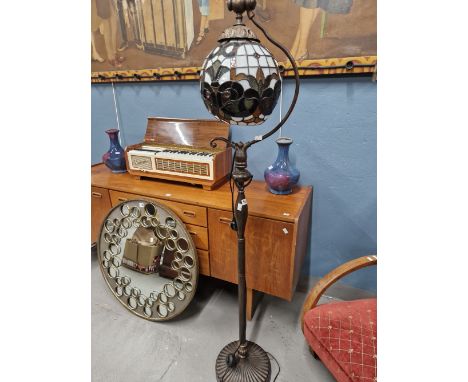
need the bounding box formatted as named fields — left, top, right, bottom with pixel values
left=247, top=10, right=300, bottom=143
left=111, top=81, right=129, bottom=151
left=219, top=346, right=280, bottom=382
left=219, top=341, right=242, bottom=382
left=219, top=150, right=243, bottom=382
left=267, top=352, right=281, bottom=382
left=111, top=81, right=124, bottom=147
left=228, top=149, right=237, bottom=228
left=221, top=142, right=282, bottom=382
left=279, top=70, right=283, bottom=138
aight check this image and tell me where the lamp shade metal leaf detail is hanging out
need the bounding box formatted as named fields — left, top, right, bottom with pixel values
left=200, top=40, right=282, bottom=125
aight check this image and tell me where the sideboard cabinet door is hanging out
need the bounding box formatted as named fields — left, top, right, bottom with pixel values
left=208, top=209, right=294, bottom=300
left=91, top=186, right=112, bottom=244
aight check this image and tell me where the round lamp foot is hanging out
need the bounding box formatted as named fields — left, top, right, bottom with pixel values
left=216, top=340, right=271, bottom=382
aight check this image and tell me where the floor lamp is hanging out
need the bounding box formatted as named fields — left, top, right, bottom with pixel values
left=199, top=1, right=300, bottom=381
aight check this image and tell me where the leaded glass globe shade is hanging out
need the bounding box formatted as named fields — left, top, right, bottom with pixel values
left=200, top=26, right=282, bottom=126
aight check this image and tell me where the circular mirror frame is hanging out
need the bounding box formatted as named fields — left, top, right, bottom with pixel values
left=97, top=199, right=199, bottom=321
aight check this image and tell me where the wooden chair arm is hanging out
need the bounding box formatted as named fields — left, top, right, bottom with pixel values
left=301, top=255, right=377, bottom=332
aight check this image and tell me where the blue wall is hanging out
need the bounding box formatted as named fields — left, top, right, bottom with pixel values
left=92, top=77, right=376, bottom=292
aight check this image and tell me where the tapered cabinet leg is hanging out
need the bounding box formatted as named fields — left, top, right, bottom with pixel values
left=246, top=288, right=265, bottom=320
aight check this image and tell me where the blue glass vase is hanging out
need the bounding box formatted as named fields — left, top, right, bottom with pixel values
left=102, top=129, right=127, bottom=173
left=264, top=137, right=300, bottom=195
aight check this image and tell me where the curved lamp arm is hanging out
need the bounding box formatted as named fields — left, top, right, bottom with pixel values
left=210, top=8, right=300, bottom=151
left=300, top=255, right=377, bottom=332
left=247, top=10, right=301, bottom=146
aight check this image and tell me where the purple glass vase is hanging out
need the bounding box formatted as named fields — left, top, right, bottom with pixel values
left=102, top=129, right=127, bottom=173
left=264, top=137, right=300, bottom=195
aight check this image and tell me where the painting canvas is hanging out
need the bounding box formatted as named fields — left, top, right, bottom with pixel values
left=91, top=0, right=376, bottom=82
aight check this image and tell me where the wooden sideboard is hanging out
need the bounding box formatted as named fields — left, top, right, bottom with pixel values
left=91, top=163, right=313, bottom=319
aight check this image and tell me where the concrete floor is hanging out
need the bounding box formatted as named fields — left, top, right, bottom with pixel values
left=92, top=252, right=373, bottom=381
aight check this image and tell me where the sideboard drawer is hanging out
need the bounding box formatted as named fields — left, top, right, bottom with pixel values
left=186, top=224, right=209, bottom=250
left=109, top=190, right=134, bottom=205
left=109, top=190, right=207, bottom=227
left=157, top=199, right=207, bottom=227
left=91, top=186, right=112, bottom=244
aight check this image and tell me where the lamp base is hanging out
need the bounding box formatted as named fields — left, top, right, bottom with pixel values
left=215, top=340, right=271, bottom=382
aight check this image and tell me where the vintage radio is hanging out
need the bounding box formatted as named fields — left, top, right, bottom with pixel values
left=125, top=117, right=232, bottom=190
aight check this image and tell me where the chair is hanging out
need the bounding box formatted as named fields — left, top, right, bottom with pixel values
left=301, top=256, right=377, bottom=382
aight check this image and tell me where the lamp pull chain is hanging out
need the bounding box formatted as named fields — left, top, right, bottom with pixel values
left=111, top=81, right=123, bottom=146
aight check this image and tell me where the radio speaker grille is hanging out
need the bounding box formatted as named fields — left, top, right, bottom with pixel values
left=155, top=159, right=209, bottom=176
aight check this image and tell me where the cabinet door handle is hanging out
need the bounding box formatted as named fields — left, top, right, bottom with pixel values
left=219, top=217, right=232, bottom=225
left=188, top=231, right=197, bottom=236
left=183, top=210, right=196, bottom=217
left=118, top=197, right=128, bottom=202
left=92, top=192, right=102, bottom=198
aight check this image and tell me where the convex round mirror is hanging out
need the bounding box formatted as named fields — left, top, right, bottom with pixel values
left=98, top=200, right=198, bottom=321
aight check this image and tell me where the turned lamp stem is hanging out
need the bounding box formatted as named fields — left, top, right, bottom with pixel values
left=209, top=1, right=301, bottom=380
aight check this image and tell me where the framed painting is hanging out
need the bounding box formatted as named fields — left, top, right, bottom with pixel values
left=91, top=0, right=376, bottom=82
